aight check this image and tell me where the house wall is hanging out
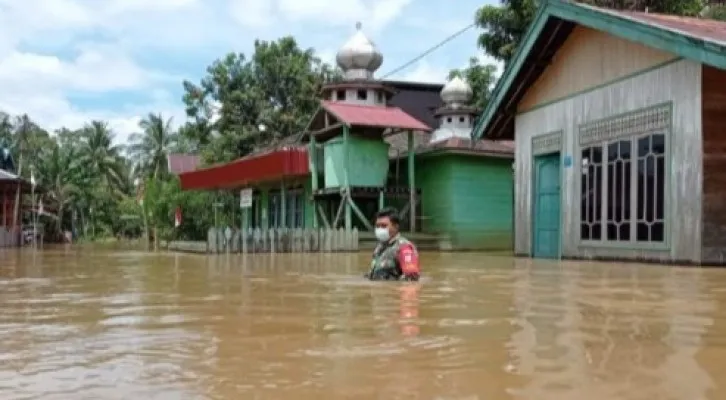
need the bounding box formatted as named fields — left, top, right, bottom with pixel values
left=515, top=58, right=702, bottom=263
left=700, top=66, right=726, bottom=263
left=518, top=26, right=678, bottom=112
left=418, top=154, right=513, bottom=250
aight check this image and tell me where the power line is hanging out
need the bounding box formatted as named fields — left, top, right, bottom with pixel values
left=380, top=23, right=476, bottom=79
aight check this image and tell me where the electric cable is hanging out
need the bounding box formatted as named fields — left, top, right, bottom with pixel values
left=380, top=23, right=476, bottom=79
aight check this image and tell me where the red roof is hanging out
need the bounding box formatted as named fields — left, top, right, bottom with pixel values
left=167, top=153, right=200, bottom=175
left=593, top=7, right=726, bottom=45
left=321, top=101, right=432, bottom=132
left=178, top=147, right=309, bottom=190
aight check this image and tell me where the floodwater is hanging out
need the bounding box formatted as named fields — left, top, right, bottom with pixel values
left=0, top=248, right=725, bottom=399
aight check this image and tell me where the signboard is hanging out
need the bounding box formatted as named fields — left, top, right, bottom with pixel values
left=240, top=188, right=253, bottom=208
left=563, top=155, right=573, bottom=168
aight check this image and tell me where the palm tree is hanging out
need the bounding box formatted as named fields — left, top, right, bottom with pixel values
left=80, top=121, right=127, bottom=194
left=0, top=112, right=12, bottom=146
left=10, top=115, right=39, bottom=229
left=35, top=143, right=86, bottom=234
left=128, top=113, right=178, bottom=180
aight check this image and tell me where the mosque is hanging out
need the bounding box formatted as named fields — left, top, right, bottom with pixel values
left=178, top=23, right=515, bottom=250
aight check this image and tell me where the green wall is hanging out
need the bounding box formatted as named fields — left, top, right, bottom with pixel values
left=417, top=154, right=513, bottom=250
left=323, top=135, right=390, bottom=188
left=240, top=178, right=313, bottom=229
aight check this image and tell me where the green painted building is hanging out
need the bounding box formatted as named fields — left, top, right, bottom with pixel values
left=180, top=24, right=515, bottom=251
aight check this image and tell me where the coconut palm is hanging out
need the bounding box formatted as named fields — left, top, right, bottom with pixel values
left=128, top=113, right=178, bottom=180
left=80, top=121, right=127, bottom=195
left=35, top=142, right=87, bottom=234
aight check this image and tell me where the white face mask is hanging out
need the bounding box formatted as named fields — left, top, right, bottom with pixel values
left=374, top=227, right=390, bottom=242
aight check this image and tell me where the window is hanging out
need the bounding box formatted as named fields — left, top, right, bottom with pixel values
left=580, top=146, right=602, bottom=240
left=578, top=104, right=669, bottom=245
left=249, top=194, right=261, bottom=228
left=375, top=91, right=384, bottom=103
left=336, top=90, right=346, bottom=101
left=293, top=192, right=305, bottom=228
left=636, top=133, right=665, bottom=242
left=606, top=139, right=631, bottom=241
left=357, top=89, right=367, bottom=100
left=459, top=117, right=466, bottom=123
left=268, top=190, right=281, bottom=228
left=446, top=117, right=452, bottom=123
left=268, top=188, right=306, bottom=229
left=285, top=187, right=305, bottom=228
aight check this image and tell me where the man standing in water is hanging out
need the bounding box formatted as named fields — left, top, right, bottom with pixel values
left=366, top=207, right=420, bottom=281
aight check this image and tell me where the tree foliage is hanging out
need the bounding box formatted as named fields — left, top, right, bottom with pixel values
left=476, top=0, right=708, bottom=65
left=448, top=57, right=500, bottom=111
left=702, top=4, right=726, bottom=20
left=2, top=35, right=340, bottom=244
left=181, top=36, right=340, bottom=164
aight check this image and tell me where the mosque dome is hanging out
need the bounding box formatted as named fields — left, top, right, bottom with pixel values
left=440, top=76, right=473, bottom=107
left=335, top=22, right=383, bottom=80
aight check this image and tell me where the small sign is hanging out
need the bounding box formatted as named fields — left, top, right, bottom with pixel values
left=240, top=188, right=253, bottom=208
left=563, top=155, right=573, bottom=168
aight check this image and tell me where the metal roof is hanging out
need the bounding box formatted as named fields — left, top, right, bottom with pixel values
left=472, top=0, right=726, bottom=141
left=320, top=101, right=432, bottom=132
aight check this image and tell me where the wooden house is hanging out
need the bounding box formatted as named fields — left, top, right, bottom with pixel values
left=0, top=147, right=33, bottom=247
left=179, top=23, right=514, bottom=251
left=471, top=0, right=726, bottom=263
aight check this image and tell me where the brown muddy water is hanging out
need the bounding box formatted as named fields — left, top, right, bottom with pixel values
left=0, top=246, right=725, bottom=399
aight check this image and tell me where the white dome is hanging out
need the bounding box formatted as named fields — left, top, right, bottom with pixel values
left=440, top=76, right=473, bottom=106
left=335, top=22, right=383, bottom=80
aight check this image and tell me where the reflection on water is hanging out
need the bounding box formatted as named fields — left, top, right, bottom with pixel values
left=0, top=247, right=725, bottom=399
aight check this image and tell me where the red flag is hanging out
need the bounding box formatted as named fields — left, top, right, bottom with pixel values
left=174, top=206, right=182, bottom=228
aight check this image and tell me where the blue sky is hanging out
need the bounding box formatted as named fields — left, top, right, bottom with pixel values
left=0, top=0, right=500, bottom=143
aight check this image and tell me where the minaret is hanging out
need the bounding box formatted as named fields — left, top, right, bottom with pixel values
left=322, top=22, right=393, bottom=107
left=430, top=76, right=478, bottom=143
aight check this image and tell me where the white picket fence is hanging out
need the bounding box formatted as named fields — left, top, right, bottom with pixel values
left=203, top=227, right=359, bottom=253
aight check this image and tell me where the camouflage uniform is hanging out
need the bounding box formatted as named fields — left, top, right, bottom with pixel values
left=366, top=235, right=420, bottom=281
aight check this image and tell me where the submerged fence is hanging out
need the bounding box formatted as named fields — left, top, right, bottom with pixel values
left=0, top=227, right=19, bottom=248
left=171, top=227, right=360, bottom=254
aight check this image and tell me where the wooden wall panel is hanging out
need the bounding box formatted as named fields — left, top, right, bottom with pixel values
left=700, top=65, right=726, bottom=263
left=515, top=59, right=702, bottom=263
left=518, top=26, right=678, bottom=112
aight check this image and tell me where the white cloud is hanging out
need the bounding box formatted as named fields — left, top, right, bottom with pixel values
left=397, top=61, right=448, bottom=83
left=0, top=0, right=198, bottom=143
left=229, top=0, right=275, bottom=28
left=0, top=0, right=486, bottom=145
left=230, top=0, right=412, bottom=32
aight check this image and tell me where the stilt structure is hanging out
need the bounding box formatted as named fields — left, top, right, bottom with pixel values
left=305, top=22, right=431, bottom=232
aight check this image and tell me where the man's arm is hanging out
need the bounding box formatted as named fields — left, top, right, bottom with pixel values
left=397, top=243, right=420, bottom=280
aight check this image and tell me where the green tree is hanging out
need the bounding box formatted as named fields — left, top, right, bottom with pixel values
left=80, top=121, right=127, bottom=195
left=35, top=142, right=86, bottom=234
left=182, top=36, right=339, bottom=163
left=476, top=0, right=705, bottom=64
left=702, top=4, right=726, bottom=20
left=128, top=113, right=178, bottom=180
left=448, top=57, right=500, bottom=110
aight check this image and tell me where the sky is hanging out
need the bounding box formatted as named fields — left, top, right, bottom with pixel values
left=0, top=0, right=501, bottom=144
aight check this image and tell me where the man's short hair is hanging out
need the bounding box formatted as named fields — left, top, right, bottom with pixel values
left=375, top=207, right=400, bottom=226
